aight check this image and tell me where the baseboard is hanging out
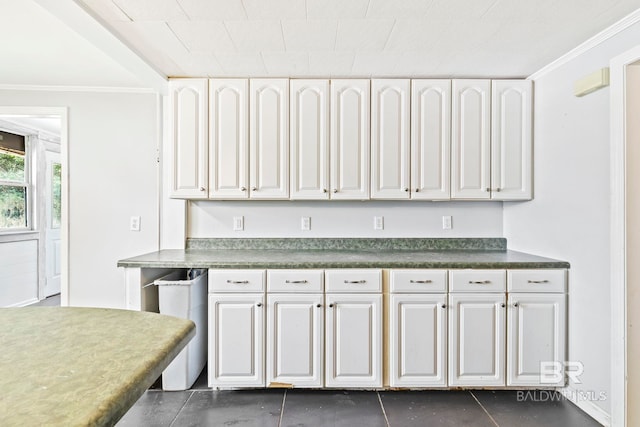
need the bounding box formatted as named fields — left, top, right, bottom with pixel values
left=562, top=386, right=611, bottom=426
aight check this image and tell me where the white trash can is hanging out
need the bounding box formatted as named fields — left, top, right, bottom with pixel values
left=155, top=269, right=207, bottom=391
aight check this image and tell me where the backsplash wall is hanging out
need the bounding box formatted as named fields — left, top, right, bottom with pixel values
left=188, top=201, right=503, bottom=238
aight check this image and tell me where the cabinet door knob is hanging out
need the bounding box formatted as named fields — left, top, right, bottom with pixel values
left=513, top=302, right=519, bottom=307
left=240, top=187, right=246, bottom=191
left=256, top=302, right=262, bottom=307
left=316, top=304, right=322, bottom=308
left=329, top=303, right=334, bottom=308
left=252, top=187, right=258, bottom=191
left=323, top=188, right=327, bottom=193
left=404, top=188, right=409, bottom=192
left=486, top=188, right=491, bottom=192
left=415, top=188, right=420, bottom=192
left=441, top=304, right=446, bottom=309
left=333, top=189, right=338, bottom=193
left=500, top=303, right=506, bottom=308
left=199, top=187, right=205, bottom=192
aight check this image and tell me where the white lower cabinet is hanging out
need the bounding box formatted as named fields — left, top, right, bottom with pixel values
left=325, top=293, right=383, bottom=388
left=208, top=269, right=266, bottom=388
left=208, top=293, right=265, bottom=387
left=325, top=269, right=382, bottom=388
left=266, top=269, right=324, bottom=388
left=448, top=293, right=506, bottom=386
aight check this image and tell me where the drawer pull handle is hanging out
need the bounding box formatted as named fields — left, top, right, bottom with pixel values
left=344, top=280, right=366, bottom=284
left=468, top=280, right=491, bottom=284
left=285, top=280, right=308, bottom=284
left=527, top=280, right=549, bottom=284
left=227, top=280, right=249, bottom=284
left=410, top=280, right=433, bottom=284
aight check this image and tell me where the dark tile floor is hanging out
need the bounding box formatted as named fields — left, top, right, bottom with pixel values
left=118, top=368, right=603, bottom=427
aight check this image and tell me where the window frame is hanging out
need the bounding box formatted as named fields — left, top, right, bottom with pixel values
left=0, top=133, right=33, bottom=233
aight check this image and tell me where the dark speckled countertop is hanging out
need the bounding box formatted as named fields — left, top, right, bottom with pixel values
left=117, top=238, right=569, bottom=270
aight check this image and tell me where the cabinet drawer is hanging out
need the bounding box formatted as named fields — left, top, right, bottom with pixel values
left=208, top=269, right=265, bottom=293
left=267, top=269, right=324, bottom=293
left=325, top=269, right=382, bottom=293
left=390, top=269, right=447, bottom=293
left=508, top=270, right=566, bottom=293
left=449, top=270, right=506, bottom=292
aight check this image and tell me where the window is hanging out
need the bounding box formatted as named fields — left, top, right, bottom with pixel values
left=0, top=131, right=29, bottom=230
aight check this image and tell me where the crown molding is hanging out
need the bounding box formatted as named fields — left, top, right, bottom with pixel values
left=529, top=8, right=640, bottom=80
left=0, top=84, right=158, bottom=94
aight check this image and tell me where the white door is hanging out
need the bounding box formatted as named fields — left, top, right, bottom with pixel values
left=491, top=80, right=533, bottom=200
left=371, top=79, right=411, bottom=199
left=451, top=79, right=491, bottom=199
left=325, top=293, right=382, bottom=388
left=168, top=78, right=208, bottom=199
left=43, top=150, right=61, bottom=297
left=208, top=293, right=265, bottom=388
left=389, top=293, right=447, bottom=387
left=411, top=80, right=451, bottom=200
left=250, top=79, right=289, bottom=199
left=267, top=294, right=324, bottom=387
left=209, top=79, right=249, bottom=199
left=507, top=293, right=566, bottom=386
left=448, top=293, right=506, bottom=386
left=330, top=79, right=370, bottom=200
left=290, top=80, right=329, bottom=200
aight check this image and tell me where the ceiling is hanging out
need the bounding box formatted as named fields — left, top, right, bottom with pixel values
left=74, top=0, right=640, bottom=79
left=1, top=1, right=640, bottom=90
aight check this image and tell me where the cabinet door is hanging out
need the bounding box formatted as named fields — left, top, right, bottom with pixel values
left=411, top=80, right=451, bottom=200
left=208, top=293, right=265, bottom=388
left=325, top=293, right=382, bottom=388
left=168, top=78, right=208, bottom=199
left=507, top=293, right=566, bottom=386
left=267, top=294, right=324, bottom=387
left=389, top=294, right=447, bottom=387
left=209, top=79, right=249, bottom=199
left=451, top=80, right=491, bottom=200
left=290, top=80, right=329, bottom=200
left=448, top=293, right=505, bottom=386
left=371, top=79, right=411, bottom=199
left=250, top=79, right=289, bottom=199
left=491, top=80, right=533, bottom=200
left=330, top=79, right=370, bottom=200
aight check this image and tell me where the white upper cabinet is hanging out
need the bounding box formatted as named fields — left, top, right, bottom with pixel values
left=371, top=79, right=411, bottom=200
left=491, top=80, right=533, bottom=200
left=411, top=80, right=451, bottom=200
left=330, top=79, right=370, bottom=200
left=209, top=79, right=249, bottom=199
left=451, top=80, right=491, bottom=200
left=290, top=80, right=330, bottom=200
left=169, top=78, right=209, bottom=199
left=250, top=79, right=289, bottom=199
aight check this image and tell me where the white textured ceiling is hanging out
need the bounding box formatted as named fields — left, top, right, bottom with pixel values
left=76, top=0, right=640, bottom=78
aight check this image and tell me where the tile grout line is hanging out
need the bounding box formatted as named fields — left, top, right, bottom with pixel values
left=168, top=390, right=196, bottom=427
left=470, top=391, right=500, bottom=427
left=278, top=389, right=287, bottom=427
left=377, top=391, right=391, bottom=427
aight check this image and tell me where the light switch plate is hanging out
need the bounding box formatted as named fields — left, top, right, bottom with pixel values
left=233, top=216, right=244, bottom=231
left=130, top=216, right=141, bottom=232
left=301, top=217, right=311, bottom=231
left=374, top=216, right=384, bottom=230
left=442, top=216, right=452, bottom=230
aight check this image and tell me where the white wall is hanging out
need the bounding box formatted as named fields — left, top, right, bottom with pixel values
left=0, top=89, right=160, bottom=308
left=0, top=238, right=38, bottom=306
left=189, top=201, right=503, bottom=238
left=504, top=20, right=640, bottom=418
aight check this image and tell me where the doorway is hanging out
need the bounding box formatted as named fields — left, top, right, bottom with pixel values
left=0, top=107, right=68, bottom=306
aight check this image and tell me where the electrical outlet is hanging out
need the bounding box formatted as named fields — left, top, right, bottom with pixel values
left=130, top=216, right=141, bottom=232
left=374, top=216, right=384, bottom=230
left=301, top=217, right=311, bottom=231
left=442, top=216, right=452, bottom=230
left=233, top=216, right=244, bottom=231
